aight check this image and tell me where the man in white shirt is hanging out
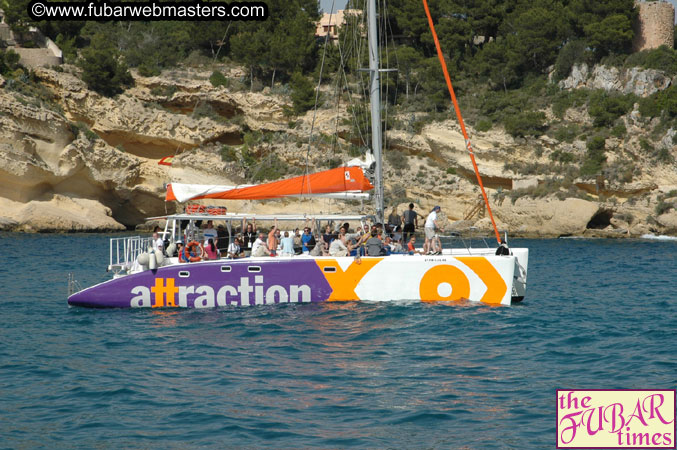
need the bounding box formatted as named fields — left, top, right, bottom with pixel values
left=203, top=220, right=218, bottom=245
left=227, top=237, right=243, bottom=259
left=152, top=232, right=164, bottom=253
left=329, top=234, right=352, bottom=257
left=424, top=206, right=443, bottom=255
left=251, top=233, right=271, bottom=257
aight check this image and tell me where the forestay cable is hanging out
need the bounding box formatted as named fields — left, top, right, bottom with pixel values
left=421, top=0, right=502, bottom=245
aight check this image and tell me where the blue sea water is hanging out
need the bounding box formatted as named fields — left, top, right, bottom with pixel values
left=1, top=233, right=676, bottom=449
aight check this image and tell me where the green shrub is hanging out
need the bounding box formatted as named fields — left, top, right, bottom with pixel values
left=327, top=157, right=342, bottom=169
left=386, top=150, right=408, bottom=172
left=580, top=135, right=606, bottom=176
left=220, top=145, right=238, bottom=162
left=611, top=123, right=627, bottom=138
left=553, top=123, right=580, bottom=143
left=550, top=149, right=575, bottom=164
left=553, top=40, right=589, bottom=81
left=290, top=72, right=316, bottom=115
left=655, top=199, right=674, bottom=215
left=209, top=70, right=229, bottom=88
left=475, top=119, right=492, bottom=132
left=624, top=46, right=677, bottom=76
left=137, top=62, right=160, bottom=77
left=71, top=121, right=98, bottom=141
left=588, top=91, right=636, bottom=128
left=503, top=111, right=547, bottom=137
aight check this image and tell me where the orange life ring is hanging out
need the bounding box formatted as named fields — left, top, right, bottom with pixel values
left=184, top=241, right=203, bottom=262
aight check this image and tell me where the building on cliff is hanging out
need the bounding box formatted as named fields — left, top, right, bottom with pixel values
left=632, top=0, right=675, bottom=52
left=315, top=9, right=361, bottom=43
left=0, top=8, right=62, bottom=68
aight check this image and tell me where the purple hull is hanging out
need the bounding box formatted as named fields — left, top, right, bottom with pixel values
left=68, top=260, right=333, bottom=308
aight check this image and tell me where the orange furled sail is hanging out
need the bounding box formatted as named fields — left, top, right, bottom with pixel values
left=166, top=166, right=374, bottom=202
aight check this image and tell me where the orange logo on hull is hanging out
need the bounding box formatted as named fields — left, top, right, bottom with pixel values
left=419, top=265, right=470, bottom=301
left=314, top=258, right=382, bottom=301
left=419, top=257, right=508, bottom=304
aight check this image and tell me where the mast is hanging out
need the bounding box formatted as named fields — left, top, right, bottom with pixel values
left=367, top=0, right=384, bottom=224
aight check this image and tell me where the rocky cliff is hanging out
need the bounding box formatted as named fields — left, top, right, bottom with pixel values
left=0, top=63, right=676, bottom=237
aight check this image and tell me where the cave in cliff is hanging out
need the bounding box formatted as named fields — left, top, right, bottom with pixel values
left=586, top=210, right=613, bottom=229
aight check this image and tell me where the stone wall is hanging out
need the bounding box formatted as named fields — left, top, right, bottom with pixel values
left=633, top=1, right=675, bottom=52
left=13, top=47, right=62, bottom=68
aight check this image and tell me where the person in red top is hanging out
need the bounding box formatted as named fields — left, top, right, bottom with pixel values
left=407, top=236, right=424, bottom=255
left=204, top=238, right=219, bottom=260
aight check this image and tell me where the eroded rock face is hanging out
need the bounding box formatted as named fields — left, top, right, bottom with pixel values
left=495, top=197, right=601, bottom=237
left=2, top=63, right=676, bottom=236
left=559, top=63, right=674, bottom=97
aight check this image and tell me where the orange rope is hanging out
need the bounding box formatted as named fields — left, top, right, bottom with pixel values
left=421, top=0, right=502, bottom=245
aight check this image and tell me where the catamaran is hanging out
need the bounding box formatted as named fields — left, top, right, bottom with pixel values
left=67, top=0, right=529, bottom=308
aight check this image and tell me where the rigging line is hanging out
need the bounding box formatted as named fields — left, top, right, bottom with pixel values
left=303, top=0, right=337, bottom=198
left=380, top=0, right=389, bottom=165
left=355, top=1, right=370, bottom=147
left=334, top=5, right=366, bottom=149
left=385, top=3, right=400, bottom=109
left=335, top=15, right=368, bottom=151
left=422, top=0, right=502, bottom=246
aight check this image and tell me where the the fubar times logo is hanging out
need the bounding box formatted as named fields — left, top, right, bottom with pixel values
left=557, top=390, right=676, bottom=448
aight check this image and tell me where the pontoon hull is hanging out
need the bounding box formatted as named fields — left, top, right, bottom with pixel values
left=68, top=252, right=527, bottom=308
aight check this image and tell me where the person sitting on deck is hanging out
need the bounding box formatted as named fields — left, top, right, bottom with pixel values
left=301, top=227, right=315, bottom=253
left=204, top=238, right=219, bottom=260
left=217, top=224, right=229, bottom=257
left=329, top=234, right=352, bottom=257
left=227, top=237, right=244, bottom=259
left=251, top=233, right=271, bottom=257
left=280, top=231, right=295, bottom=256
left=293, top=228, right=303, bottom=254
left=407, top=236, right=424, bottom=255
left=366, top=230, right=384, bottom=256
left=176, top=241, right=187, bottom=262
left=322, top=225, right=334, bottom=254
left=152, top=232, right=164, bottom=254
left=387, top=206, right=402, bottom=235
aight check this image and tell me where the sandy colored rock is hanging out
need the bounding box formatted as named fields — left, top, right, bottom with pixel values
left=2, top=62, right=677, bottom=237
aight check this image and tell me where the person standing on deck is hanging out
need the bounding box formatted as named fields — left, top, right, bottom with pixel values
left=203, top=220, right=218, bottom=245
left=402, top=203, right=419, bottom=243
left=242, top=219, right=257, bottom=256
left=424, top=206, right=443, bottom=255
left=267, top=218, right=279, bottom=256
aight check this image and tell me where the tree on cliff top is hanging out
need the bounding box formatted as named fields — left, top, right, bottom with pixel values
left=1, top=0, right=32, bottom=34
left=78, top=33, right=133, bottom=97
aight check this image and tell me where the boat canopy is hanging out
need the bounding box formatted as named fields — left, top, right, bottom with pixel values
left=166, top=166, right=374, bottom=203
left=147, top=213, right=374, bottom=222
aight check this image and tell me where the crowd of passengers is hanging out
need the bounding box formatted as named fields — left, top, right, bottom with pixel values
left=152, top=203, right=445, bottom=262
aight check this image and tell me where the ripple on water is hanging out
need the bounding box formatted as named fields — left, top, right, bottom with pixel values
left=1, top=236, right=677, bottom=448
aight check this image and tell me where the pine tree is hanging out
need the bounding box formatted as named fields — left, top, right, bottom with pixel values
left=79, top=33, right=133, bottom=97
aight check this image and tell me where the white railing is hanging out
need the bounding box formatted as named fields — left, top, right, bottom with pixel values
left=109, top=236, right=150, bottom=273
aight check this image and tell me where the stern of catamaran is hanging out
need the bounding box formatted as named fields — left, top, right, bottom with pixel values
left=509, top=247, right=528, bottom=302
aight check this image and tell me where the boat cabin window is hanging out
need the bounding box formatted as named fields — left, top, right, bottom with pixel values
left=178, top=271, right=190, bottom=278
left=220, top=266, right=232, bottom=273
left=247, top=266, right=261, bottom=273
